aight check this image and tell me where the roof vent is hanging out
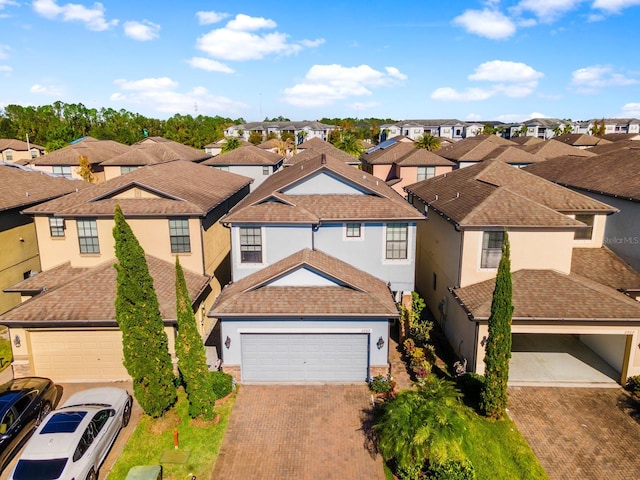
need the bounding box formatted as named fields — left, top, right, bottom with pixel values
left=456, top=192, right=459, bottom=198
left=321, top=153, right=326, bottom=164
left=435, top=194, right=439, bottom=201
left=25, top=191, right=29, bottom=197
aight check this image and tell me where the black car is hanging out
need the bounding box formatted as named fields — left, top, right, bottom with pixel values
left=0, top=377, right=57, bottom=470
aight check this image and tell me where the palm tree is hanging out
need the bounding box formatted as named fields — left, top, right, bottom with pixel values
left=414, top=133, right=441, bottom=151
left=275, top=137, right=293, bottom=157
left=334, top=133, right=364, bottom=158
left=221, top=137, right=242, bottom=153
left=376, top=375, right=468, bottom=478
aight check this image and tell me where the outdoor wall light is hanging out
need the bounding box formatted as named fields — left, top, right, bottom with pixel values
left=13, top=335, right=21, bottom=348
left=225, top=336, right=231, bottom=349
left=376, top=336, right=385, bottom=350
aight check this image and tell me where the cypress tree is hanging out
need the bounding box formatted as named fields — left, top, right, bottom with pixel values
left=113, top=204, right=176, bottom=417
left=480, top=231, right=514, bottom=419
left=175, top=257, right=216, bottom=419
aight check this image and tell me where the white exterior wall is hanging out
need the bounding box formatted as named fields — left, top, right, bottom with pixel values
left=222, top=165, right=274, bottom=191
left=580, top=333, right=627, bottom=373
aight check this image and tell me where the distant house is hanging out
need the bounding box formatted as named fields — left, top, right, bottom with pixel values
left=553, top=133, right=611, bottom=149
left=405, top=159, right=640, bottom=385
left=224, top=121, right=337, bottom=144
left=0, top=163, right=86, bottom=314
left=437, top=135, right=541, bottom=168
left=518, top=139, right=596, bottom=160
left=507, top=118, right=569, bottom=140
left=201, top=145, right=284, bottom=191
left=285, top=137, right=361, bottom=167
left=379, top=119, right=482, bottom=141
left=1, top=160, right=252, bottom=382
left=0, top=139, right=44, bottom=164
left=204, top=138, right=251, bottom=157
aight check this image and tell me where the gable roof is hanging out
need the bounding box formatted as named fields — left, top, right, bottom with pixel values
left=553, top=133, right=611, bottom=148
left=452, top=269, right=640, bottom=321
left=285, top=139, right=360, bottom=166
left=571, top=247, right=640, bottom=293
left=33, top=137, right=131, bottom=166
left=0, top=163, right=87, bottom=212
left=362, top=141, right=455, bottom=167
left=210, top=249, right=398, bottom=318
left=100, top=138, right=210, bottom=166
left=23, top=159, right=252, bottom=217
left=523, top=148, right=640, bottom=201
left=519, top=139, right=596, bottom=160
left=437, top=135, right=516, bottom=162
left=0, top=255, right=209, bottom=326
left=224, top=153, right=422, bottom=223
left=0, top=139, right=44, bottom=152
left=509, top=136, right=544, bottom=146
left=201, top=145, right=283, bottom=166
left=404, top=159, right=616, bottom=228
left=585, top=140, right=640, bottom=155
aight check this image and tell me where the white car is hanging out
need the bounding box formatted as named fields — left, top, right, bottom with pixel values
left=9, top=387, right=132, bottom=480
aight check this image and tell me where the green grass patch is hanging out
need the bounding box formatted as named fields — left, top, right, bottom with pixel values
left=107, top=387, right=235, bottom=480
left=0, top=334, right=12, bottom=372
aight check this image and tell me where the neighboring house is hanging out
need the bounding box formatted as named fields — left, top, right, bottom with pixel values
left=571, top=118, right=640, bottom=136
left=379, top=120, right=483, bottom=141
left=0, top=139, right=44, bottom=164
left=507, top=118, right=569, bottom=140
left=553, top=133, right=611, bottom=149
left=517, top=139, right=596, bottom=160
left=201, top=145, right=284, bottom=191
left=524, top=148, right=640, bottom=271
left=1, top=160, right=252, bottom=382
left=224, top=121, right=337, bottom=144
left=100, top=136, right=211, bottom=180
left=0, top=163, right=86, bottom=315
left=404, top=159, right=640, bottom=385
left=361, top=138, right=455, bottom=195
left=204, top=138, right=251, bottom=157
left=28, top=137, right=131, bottom=182
left=210, top=152, right=424, bottom=382
left=436, top=135, right=537, bottom=168
left=285, top=137, right=361, bottom=167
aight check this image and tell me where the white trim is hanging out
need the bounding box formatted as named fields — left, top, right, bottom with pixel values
left=238, top=328, right=372, bottom=334
left=234, top=225, right=266, bottom=267
left=343, top=222, right=365, bottom=241
left=381, top=222, right=413, bottom=265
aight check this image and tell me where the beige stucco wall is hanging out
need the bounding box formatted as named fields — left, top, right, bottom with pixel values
left=570, top=213, right=607, bottom=248
left=391, top=165, right=454, bottom=196
left=30, top=164, right=105, bottom=183
left=460, top=229, right=575, bottom=287
left=0, top=223, right=42, bottom=314
left=1, top=149, right=41, bottom=163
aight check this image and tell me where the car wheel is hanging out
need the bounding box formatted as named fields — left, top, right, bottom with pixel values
left=122, top=398, right=132, bottom=427
left=36, top=402, right=52, bottom=426
left=86, top=468, right=97, bottom=480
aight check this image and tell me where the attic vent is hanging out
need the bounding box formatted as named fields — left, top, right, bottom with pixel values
left=321, top=153, right=326, bottom=164
left=456, top=192, right=459, bottom=198
left=435, top=194, right=439, bottom=201
left=25, top=191, right=29, bottom=197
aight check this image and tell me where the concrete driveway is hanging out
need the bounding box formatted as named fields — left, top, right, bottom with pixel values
left=508, top=386, right=640, bottom=479
left=0, top=381, right=141, bottom=480
left=212, top=385, right=385, bottom=480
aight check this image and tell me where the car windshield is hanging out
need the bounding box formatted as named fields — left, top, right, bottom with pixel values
left=41, top=411, right=87, bottom=434
left=13, top=459, right=68, bottom=480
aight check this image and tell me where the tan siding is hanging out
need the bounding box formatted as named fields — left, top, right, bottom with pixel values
left=0, top=223, right=41, bottom=314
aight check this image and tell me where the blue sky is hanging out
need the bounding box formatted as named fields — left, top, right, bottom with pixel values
left=1, top=0, right=640, bottom=122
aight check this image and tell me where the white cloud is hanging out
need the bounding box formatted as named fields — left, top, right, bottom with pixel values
left=469, top=60, right=544, bottom=82
left=196, top=14, right=322, bottom=61
left=0, top=0, right=18, bottom=10
left=592, top=0, right=640, bottom=12
left=453, top=9, right=516, bottom=39
left=32, top=0, right=117, bottom=31
left=196, top=11, right=229, bottom=25
left=571, top=65, right=637, bottom=93
left=0, top=44, right=11, bottom=59
left=0, top=65, right=12, bottom=76
left=123, top=20, right=160, bottom=41
left=111, top=77, right=248, bottom=115
left=30, top=83, right=63, bottom=95
left=186, top=57, right=235, bottom=74
left=512, top=0, right=586, bottom=22
left=621, top=102, right=640, bottom=116
left=433, top=60, right=542, bottom=102
left=282, top=64, right=407, bottom=107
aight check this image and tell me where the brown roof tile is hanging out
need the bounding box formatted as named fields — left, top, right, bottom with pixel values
left=101, top=139, right=210, bottom=165
left=34, top=137, right=131, bottom=166
left=210, top=249, right=398, bottom=317
left=0, top=139, right=44, bottom=151
left=437, top=135, right=515, bottom=162
left=519, top=139, right=595, bottom=160
left=286, top=141, right=360, bottom=166
left=553, top=133, right=611, bottom=147
left=571, top=247, right=640, bottom=292
left=201, top=145, right=283, bottom=166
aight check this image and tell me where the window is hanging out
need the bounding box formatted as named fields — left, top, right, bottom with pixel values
left=52, top=165, right=72, bottom=179
left=386, top=223, right=408, bottom=259
left=31, top=150, right=37, bottom=159
left=23, top=270, right=31, bottom=280
left=5, top=151, right=12, bottom=161
left=481, top=231, right=504, bottom=268
left=262, top=166, right=270, bottom=176
left=346, top=223, right=361, bottom=238
left=49, top=217, right=65, bottom=237
left=77, top=219, right=99, bottom=254
left=169, top=218, right=191, bottom=253
left=240, top=227, right=262, bottom=263
left=417, top=166, right=436, bottom=181
left=574, top=214, right=594, bottom=240
left=120, top=166, right=138, bottom=175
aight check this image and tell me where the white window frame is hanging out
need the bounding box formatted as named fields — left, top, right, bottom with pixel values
left=49, top=217, right=65, bottom=237
left=238, top=226, right=263, bottom=264
left=574, top=214, right=595, bottom=241
left=383, top=223, right=410, bottom=263
left=53, top=165, right=72, bottom=179
left=77, top=219, right=99, bottom=254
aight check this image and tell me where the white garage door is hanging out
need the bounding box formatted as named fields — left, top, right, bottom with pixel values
left=30, top=329, right=130, bottom=382
left=241, top=333, right=369, bottom=383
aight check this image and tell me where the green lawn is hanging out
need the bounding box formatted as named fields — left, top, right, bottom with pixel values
left=107, top=387, right=235, bottom=480
left=0, top=325, right=12, bottom=371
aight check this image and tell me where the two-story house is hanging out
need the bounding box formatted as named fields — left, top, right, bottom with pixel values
left=405, top=159, right=640, bottom=385
left=285, top=138, right=361, bottom=168
left=0, top=139, right=44, bottom=164
left=224, top=121, right=337, bottom=144
left=208, top=152, right=424, bottom=383
left=0, top=160, right=252, bottom=382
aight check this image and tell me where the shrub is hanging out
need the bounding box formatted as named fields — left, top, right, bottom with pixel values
left=369, top=375, right=395, bottom=394
left=625, top=375, right=640, bottom=396
left=211, top=371, right=233, bottom=399
left=426, top=458, right=476, bottom=480
left=456, top=373, right=485, bottom=410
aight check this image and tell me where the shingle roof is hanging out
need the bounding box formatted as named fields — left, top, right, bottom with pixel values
left=437, top=135, right=516, bottom=162
left=0, top=164, right=87, bottom=212
left=34, top=137, right=131, bottom=166
left=224, top=153, right=423, bottom=223
left=585, top=140, right=640, bottom=155
left=210, top=249, right=398, bottom=317
left=100, top=139, right=210, bottom=166
left=201, top=145, right=283, bottom=166
left=523, top=148, right=640, bottom=201
left=285, top=140, right=360, bottom=166
left=452, top=269, right=640, bottom=321
left=600, top=133, right=640, bottom=142
left=519, top=139, right=595, bottom=160
left=509, top=137, right=544, bottom=146
left=571, top=247, right=640, bottom=292
left=362, top=141, right=455, bottom=167
left=404, top=159, right=616, bottom=228
left=553, top=134, right=611, bottom=147
left=0, top=139, right=44, bottom=151
left=23, top=159, right=252, bottom=217
left=0, top=255, right=209, bottom=326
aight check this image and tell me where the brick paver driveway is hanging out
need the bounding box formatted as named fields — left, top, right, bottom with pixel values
left=508, top=386, right=640, bottom=479
left=212, top=385, right=385, bottom=480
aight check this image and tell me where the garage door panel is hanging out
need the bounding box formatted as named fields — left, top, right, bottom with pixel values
left=241, top=333, right=369, bottom=383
